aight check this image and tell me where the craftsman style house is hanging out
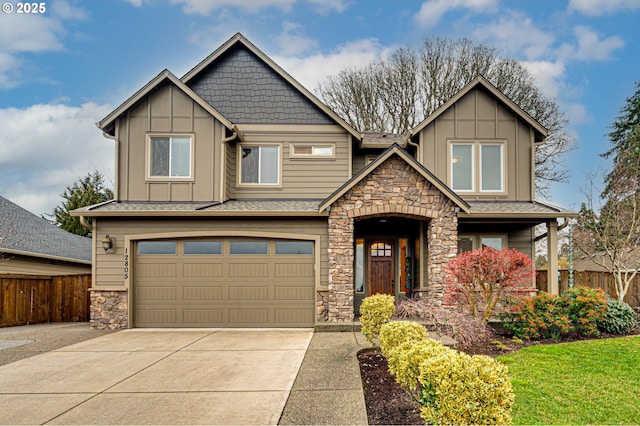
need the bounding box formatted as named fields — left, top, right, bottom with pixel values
left=74, top=33, right=575, bottom=329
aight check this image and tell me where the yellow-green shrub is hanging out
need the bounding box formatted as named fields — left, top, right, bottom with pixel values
left=418, top=351, right=514, bottom=425
left=385, top=339, right=448, bottom=394
left=359, top=294, right=395, bottom=345
left=379, top=321, right=428, bottom=358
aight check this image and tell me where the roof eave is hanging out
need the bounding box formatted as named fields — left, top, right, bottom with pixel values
left=0, top=248, right=91, bottom=265
left=70, top=210, right=328, bottom=218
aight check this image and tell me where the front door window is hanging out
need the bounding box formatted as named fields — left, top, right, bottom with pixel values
left=368, top=241, right=394, bottom=296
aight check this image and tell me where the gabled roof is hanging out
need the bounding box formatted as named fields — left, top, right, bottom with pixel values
left=97, top=70, right=236, bottom=137
left=0, top=196, right=91, bottom=264
left=319, top=144, right=470, bottom=213
left=409, top=76, right=548, bottom=143
left=181, top=32, right=361, bottom=141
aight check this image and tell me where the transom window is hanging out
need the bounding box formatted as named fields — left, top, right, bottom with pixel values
left=450, top=141, right=504, bottom=193
left=240, top=145, right=280, bottom=185
left=149, top=136, right=192, bottom=178
left=290, top=144, right=334, bottom=158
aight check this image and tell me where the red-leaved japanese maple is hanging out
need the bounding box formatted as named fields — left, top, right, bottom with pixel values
left=445, top=247, right=536, bottom=323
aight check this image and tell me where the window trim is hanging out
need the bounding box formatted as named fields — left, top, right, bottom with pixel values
left=448, top=140, right=506, bottom=195
left=290, top=143, right=335, bottom=159
left=237, top=143, right=282, bottom=187
left=145, top=134, right=195, bottom=181
left=458, top=234, right=507, bottom=252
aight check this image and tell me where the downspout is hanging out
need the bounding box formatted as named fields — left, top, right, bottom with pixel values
left=220, top=125, right=242, bottom=202
left=79, top=215, right=92, bottom=232
left=534, top=217, right=570, bottom=242
left=101, top=128, right=119, bottom=202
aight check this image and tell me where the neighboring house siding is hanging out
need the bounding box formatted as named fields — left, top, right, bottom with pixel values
left=0, top=253, right=90, bottom=276
left=418, top=87, right=534, bottom=201
left=187, top=45, right=333, bottom=125
left=93, top=217, right=329, bottom=289
left=230, top=125, right=351, bottom=199
left=117, top=82, right=227, bottom=202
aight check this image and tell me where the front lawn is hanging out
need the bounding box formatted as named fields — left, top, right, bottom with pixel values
left=498, top=335, right=640, bottom=424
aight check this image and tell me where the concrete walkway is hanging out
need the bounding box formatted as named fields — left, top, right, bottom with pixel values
left=0, top=329, right=314, bottom=425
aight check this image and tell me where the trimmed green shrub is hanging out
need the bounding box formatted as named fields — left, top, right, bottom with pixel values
left=359, top=294, right=395, bottom=345
left=599, top=298, right=639, bottom=334
left=379, top=321, right=428, bottom=359
left=418, top=350, right=514, bottom=425
left=385, top=338, right=448, bottom=395
left=563, top=286, right=608, bottom=336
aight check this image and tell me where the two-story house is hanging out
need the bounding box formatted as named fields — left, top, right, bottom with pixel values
left=73, top=33, right=576, bottom=329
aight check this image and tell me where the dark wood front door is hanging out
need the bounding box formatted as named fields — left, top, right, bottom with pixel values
left=368, top=241, right=394, bottom=295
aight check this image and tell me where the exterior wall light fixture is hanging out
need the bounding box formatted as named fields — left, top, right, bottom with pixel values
left=102, top=234, right=113, bottom=252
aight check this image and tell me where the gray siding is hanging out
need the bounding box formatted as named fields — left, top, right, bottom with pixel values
left=418, top=87, right=534, bottom=201
left=0, top=254, right=90, bottom=276
left=188, top=45, right=333, bottom=125
left=458, top=222, right=534, bottom=258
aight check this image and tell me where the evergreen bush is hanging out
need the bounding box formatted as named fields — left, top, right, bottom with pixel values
left=359, top=294, right=395, bottom=345
left=599, top=298, right=639, bottom=334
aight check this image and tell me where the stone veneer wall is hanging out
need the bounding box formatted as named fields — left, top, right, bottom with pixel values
left=90, top=290, right=128, bottom=329
left=326, top=156, right=459, bottom=322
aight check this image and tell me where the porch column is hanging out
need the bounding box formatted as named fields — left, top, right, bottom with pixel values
left=546, top=219, right=559, bottom=295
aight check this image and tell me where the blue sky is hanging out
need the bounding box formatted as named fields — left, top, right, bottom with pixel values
left=0, top=0, right=638, bottom=216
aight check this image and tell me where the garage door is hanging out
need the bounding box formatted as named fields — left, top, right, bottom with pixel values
left=133, top=238, right=315, bottom=327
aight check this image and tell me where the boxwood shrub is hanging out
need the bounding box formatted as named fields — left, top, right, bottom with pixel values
left=359, top=294, right=395, bottom=345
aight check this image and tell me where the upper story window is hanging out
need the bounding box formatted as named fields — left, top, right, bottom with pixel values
left=239, top=144, right=280, bottom=185
left=450, top=141, right=505, bottom=193
left=148, top=135, right=192, bottom=179
left=290, top=144, right=335, bottom=158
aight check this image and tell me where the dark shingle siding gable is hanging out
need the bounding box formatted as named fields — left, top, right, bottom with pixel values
left=187, top=45, right=333, bottom=125
left=0, top=196, right=91, bottom=263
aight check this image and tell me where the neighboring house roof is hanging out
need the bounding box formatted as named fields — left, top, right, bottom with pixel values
left=319, top=144, right=471, bottom=213
left=0, top=196, right=91, bottom=264
left=572, top=248, right=640, bottom=272
left=409, top=76, right=548, bottom=143
left=181, top=32, right=362, bottom=141
left=97, top=69, right=236, bottom=136
left=71, top=199, right=326, bottom=217
left=464, top=201, right=578, bottom=219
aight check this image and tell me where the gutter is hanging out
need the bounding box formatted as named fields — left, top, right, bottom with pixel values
left=534, top=217, right=571, bottom=242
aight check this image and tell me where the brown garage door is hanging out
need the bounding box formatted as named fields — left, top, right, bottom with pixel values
left=133, top=238, right=315, bottom=327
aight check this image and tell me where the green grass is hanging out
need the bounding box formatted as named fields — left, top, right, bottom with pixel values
left=498, top=336, right=640, bottom=425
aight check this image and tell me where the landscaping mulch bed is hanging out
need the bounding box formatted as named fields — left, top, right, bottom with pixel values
left=358, top=332, right=629, bottom=425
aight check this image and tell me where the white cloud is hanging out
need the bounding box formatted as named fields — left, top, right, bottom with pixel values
left=274, top=22, right=318, bottom=56
left=472, top=11, right=554, bottom=61
left=0, top=103, right=114, bottom=216
left=169, top=0, right=296, bottom=14
left=520, top=60, right=566, bottom=98
left=0, top=3, right=88, bottom=88
left=568, top=0, right=640, bottom=16
left=414, top=0, right=499, bottom=28
left=273, top=38, right=389, bottom=93
left=557, top=26, right=624, bottom=62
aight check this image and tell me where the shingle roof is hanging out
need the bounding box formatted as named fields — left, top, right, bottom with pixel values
left=73, top=199, right=324, bottom=216
left=0, top=196, right=91, bottom=263
left=464, top=201, right=577, bottom=218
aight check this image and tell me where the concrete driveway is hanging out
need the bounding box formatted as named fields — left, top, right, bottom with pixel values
left=0, top=328, right=313, bottom=425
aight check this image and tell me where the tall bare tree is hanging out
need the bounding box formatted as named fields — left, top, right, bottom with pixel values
left=575, top=82, right=640, bottom=301
left=317, top=36, right=573, bottom=196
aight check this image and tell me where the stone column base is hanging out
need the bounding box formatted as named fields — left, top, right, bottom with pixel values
left=90, top=290, right=128, bottom=330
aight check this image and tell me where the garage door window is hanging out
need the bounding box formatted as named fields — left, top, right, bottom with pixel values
left=138, top=241, right=177, bottom=255
left=184, top=241, right=222, bottom=255
left=230, top=241, right=268, bottom=255
left=275, top=241, right=313, bottom=254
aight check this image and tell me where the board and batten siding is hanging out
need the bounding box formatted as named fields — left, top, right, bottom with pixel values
left=417, top=87, right=534, bottom=202
left=93, top=217, right=329, bottom=290
left=228, top=125, right=351, bottom=199
left=116, top=81, right=227, bottom=203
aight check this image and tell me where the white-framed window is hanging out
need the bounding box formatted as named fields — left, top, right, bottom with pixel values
left=147, top=135, right=193, bottom=179
left=239, top=144, right=280, bottom=185
left=290, top=144, right=335, bottom=158
left=450, top=141, right=505, bottom=193
left=458, top=234, right=507, bottom=254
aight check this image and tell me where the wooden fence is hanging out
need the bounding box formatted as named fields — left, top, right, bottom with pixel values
left=0, top=274, right=91, bottom=327
left=537, top=270, right=640, bottom=308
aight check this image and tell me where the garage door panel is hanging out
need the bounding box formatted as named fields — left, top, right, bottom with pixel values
left=183, top=286, right=223, bottom=300
left=135, top=238, right=315, bottom=328
left=183, top=263, right=223, bottom=277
